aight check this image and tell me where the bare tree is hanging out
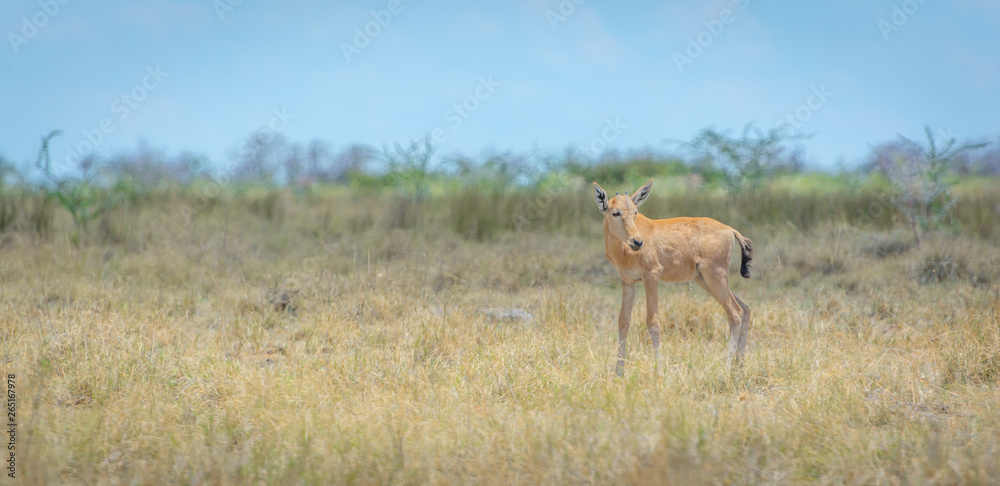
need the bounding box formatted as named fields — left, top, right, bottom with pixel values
left=333, top=144, right=375, bottom=181
left=297, top=141, right=375, bottom=185
left=302, top=140, right=335, bottom=184
left=230, top=132, right=289, bottom=184
left=283, top=142, right=303, bottom=186
left=105, top=142, right=205, bottom=187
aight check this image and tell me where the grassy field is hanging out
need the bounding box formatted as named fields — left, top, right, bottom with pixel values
left=2, top=178, right=999, bottom=484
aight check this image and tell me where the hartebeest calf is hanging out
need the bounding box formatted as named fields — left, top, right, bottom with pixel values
left=593, top=179, right=753, bottom=375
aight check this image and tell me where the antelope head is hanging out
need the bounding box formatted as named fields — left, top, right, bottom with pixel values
left=593, top=179, right=652, bottom=251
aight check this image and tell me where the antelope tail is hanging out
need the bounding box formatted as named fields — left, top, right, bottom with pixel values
left=735, top=231, right=753, bottom=279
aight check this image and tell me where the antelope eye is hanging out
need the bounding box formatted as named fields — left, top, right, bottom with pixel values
left=611, top=211, right=621, bottom=217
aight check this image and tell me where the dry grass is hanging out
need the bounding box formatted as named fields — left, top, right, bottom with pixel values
left=2, top=189, right=999, bottom=484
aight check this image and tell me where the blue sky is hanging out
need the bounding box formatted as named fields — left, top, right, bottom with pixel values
left=3, top=0, right=999, bottom=172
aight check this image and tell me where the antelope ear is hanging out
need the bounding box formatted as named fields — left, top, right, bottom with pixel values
left=631, top=179, right=652, bottom=207
left=593, top=182, right=609, bottom=213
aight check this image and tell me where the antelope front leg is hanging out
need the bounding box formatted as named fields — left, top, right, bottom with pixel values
left=643, top=278, right=661, bottom=372
left=616, top=281, right=636, bottom=377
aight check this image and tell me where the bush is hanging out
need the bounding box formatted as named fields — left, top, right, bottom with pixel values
left=682, top=123, right=807, bottom=195
left=871, top=126, right=989, bottom=246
